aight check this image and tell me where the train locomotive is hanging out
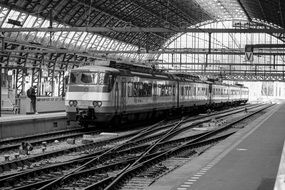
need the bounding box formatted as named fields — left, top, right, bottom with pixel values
left=65, top=61, right=249, bottom=127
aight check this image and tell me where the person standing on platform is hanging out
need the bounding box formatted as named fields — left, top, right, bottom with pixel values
left=27, top=85, right=38, bottom=114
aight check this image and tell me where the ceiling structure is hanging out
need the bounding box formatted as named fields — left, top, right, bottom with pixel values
left=0, top=0, right=285, bottom=95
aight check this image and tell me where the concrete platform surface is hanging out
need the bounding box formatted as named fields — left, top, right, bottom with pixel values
left=0, top=112, right=77, bottom=139
left=0, top=112, right=66, bottom=123
left=147, top=104, right=284, bottom=190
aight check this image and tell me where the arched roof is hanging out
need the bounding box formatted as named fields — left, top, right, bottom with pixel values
left=0, top=0, right=284, bottom=65
left=0, top=0, right=211, bottom=50
left=240, top=0, right=285, bottom=28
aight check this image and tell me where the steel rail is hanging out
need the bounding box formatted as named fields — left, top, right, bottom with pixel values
left=0, top=104, right=255, bottom=175
left=0, top=104, right=260, bottom=189
left=37, top=104, right=254, bottom=189
left=3, top=104, right=270, bottom=190
left=102, top=104, right=272, bottom=190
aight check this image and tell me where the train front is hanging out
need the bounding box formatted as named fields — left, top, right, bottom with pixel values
left=65, top=66, right=118, bottom=126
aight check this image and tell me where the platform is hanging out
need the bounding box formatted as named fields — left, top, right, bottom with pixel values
left=147, top=103, right=285, bottom=190
left=0, top=112, right=79, bottom=139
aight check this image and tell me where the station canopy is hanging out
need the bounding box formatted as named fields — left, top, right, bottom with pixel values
left=0, top=0, right=284, bottom=68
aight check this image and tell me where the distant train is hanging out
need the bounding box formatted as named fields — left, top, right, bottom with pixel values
left=65, top=61, right=249, bottom=127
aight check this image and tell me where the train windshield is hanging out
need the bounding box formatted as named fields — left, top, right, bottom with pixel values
left=69, top=71, right=115, bottom=89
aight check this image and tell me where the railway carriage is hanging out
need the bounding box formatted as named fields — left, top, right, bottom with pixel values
left=65, top=61, right=249, bottom=127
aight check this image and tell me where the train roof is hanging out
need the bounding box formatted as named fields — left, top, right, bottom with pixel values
left=71, top=65, right=120, bottom=73
left=71, top=62, right=248, bottom=88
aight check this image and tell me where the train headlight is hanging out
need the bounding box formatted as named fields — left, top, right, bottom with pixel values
left=69, top=100, right=74, bottom=106
left=69, top=100, right=78, bottom=107
left=93, top=101, right=98, bottom=107
left=93, top=101, right=102, bottom=107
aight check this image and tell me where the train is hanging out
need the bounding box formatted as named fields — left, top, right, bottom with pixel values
left=65, top=61, right=249, bottom=127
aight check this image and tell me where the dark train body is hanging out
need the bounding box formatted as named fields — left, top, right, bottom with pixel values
left=65, top=61, right=249, bottom=127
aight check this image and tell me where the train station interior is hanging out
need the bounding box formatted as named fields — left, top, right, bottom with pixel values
left=0, top=0, right=285, bottom=190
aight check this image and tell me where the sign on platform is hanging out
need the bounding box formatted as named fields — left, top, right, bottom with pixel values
left=245, top=52, right=254, bottom=62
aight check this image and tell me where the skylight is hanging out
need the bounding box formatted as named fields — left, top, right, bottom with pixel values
left=194, top=0, right=247, bottom=20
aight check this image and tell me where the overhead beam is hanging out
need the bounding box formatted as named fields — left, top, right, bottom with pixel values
left=163, top=69, right=285, bottom=73
left=0, top=27, right=285, bottom=33
left=2, top=48, right=285, bottom=56
left=245, top=44, right=285, bottom=49
left=161, top=62, right=285, bottom=67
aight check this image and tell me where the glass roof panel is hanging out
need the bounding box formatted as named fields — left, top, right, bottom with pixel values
left=65, top=32, right=76, bottom=44
left=2, top=10, right=16, bottom=27
left=22, top=15, right=34, bottom=27
left=194, top=0, right=247, bottom=20
left=158, top=20, right=285, bottom=73
left=76, top=32, right=88, bottom=46
left=86, top=34, right=98, bottom=49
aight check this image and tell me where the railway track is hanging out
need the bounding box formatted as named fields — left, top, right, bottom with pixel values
left=0, top=128, right=100, bottom=153
left=0, top=104, right=271, bottom=190
left=0, top=104, right=255, bottom=176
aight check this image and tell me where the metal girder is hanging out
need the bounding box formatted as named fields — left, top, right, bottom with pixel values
left=2, top=48, right=285, bottom=56
left=46, top=53, right=60, bottom=96
left=57, top=53, right=68, bottom=97
left=0, top=51, right=10, bottom=66
left=197, top=72, right=285, bottom=81
left=69, top=0, right=168, bottom=47
left=245, top=44, right=285, bottom=49
left=161, top=62, right=285, bottom=67
left=31, top=67, right=41, bottom=95
left=165, top=69, right=285, bottom=74
left=4, top=36, right=105, bottom=60
left=1, top=27, right=285, bottom=33
left=15, top=46, right=28, bottom=95
left=279, top=0, right=285, bottom=28
left=31, top=53, right=44, bottom=96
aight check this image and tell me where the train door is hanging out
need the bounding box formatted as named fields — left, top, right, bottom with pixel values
left=115, top=82, right=119, bottom=113
left=153, top=82, right=157, bottom=104
left=209, top=83, right=212, bottom=104
left=177, top=82, right=179, bottom=107
left=171, top=83, right=175, bottom=107
left=120, top=78, right=127, bottom=112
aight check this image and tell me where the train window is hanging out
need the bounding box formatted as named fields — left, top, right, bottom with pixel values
left=133, top=82, right=139, bottom=97
left=128, top=82, right=133, bottom=97
left=163, top=85, right=170, bottom=96
left=157, top=84, right=161, bottom=96
left=167, top=85, right=170, bottom=96
left=153, top=83, right=157, bottom=96
left=160, top=85, right=164, bottom=96
left=188, top=86, right=190, bottom=96
left=143, top=83, right=152, bottom=97
left=164, top=85, right=169, bottom=96
left=70, top=72, right=77, bottom=84
left=98, top=73, right=105, bottom=84
left=138, top=82, right=144, bottom=96
left=93, top=73, right=99, bottom=84
left=81, top=73, right=93, bottom=83
left=131, top=82, right=153, bottom=97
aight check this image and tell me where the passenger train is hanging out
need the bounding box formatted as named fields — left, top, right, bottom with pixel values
left=65, top=61, right=249, bottom=127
